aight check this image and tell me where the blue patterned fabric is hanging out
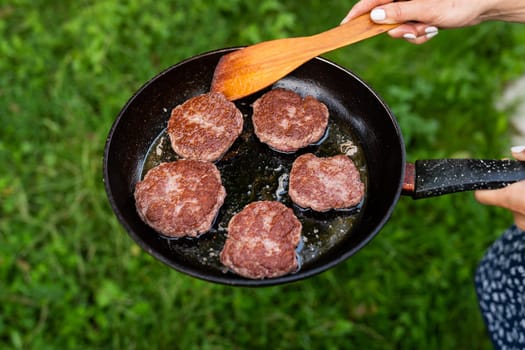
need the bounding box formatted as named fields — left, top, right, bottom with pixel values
left=475, top=225, right=525, bottom=350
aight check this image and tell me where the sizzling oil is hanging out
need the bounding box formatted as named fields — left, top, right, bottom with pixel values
left=141, top=99, right=367, bottom=275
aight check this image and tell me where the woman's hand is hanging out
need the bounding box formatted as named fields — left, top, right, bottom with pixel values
left=474, top=146, right=525, bottom=231
left=342, top=0, right=525, bottom=44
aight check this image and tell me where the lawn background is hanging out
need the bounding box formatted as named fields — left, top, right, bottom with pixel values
left=2, top=1, right=525, bottom=349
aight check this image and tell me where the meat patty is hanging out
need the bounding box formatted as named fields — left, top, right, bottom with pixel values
left=220, top=201, right=302, bottom=279
left=252, top=88, right=329, bottom=153
left=288, top=153, right=365, bottom=212
left=167, top=92, right=243, bottom=162
left=134, top=160, right=226, bottom=238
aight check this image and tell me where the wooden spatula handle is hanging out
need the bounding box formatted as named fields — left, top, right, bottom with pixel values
left=310, top=14, right=398, bottom=54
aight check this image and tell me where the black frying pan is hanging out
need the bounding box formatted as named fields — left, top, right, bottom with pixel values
left=103, top=47, right=525, bottom=286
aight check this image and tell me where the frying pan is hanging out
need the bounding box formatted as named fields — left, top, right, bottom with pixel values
left=103, top=47, right=525, bottom=287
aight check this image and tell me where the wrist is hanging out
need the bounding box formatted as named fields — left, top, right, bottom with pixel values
left=480, top=0, right=525, bottom=23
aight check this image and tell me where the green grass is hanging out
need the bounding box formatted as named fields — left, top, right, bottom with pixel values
left=2, top=1, right=525, bottom=349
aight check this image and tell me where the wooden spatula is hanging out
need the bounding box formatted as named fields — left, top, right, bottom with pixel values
left=211, top=13, right=398, bottom=101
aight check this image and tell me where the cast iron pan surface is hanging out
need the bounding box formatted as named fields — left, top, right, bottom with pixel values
left=103, top=48, right=406, bottom=286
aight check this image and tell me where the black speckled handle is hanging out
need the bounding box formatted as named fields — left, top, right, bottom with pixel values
left=407, top=159, right=525, bottom=199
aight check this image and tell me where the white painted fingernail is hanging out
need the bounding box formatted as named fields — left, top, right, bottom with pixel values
left=370, top=8, right=386, bottom=22
left=425, top=26, right=439, bottom=39
left=511, top=145, right=525, bottom=153
left=403, top=33, right=417, bottom=40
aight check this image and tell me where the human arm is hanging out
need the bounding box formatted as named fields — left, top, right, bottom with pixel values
left=474, top=146, right=525, bottom=231
left=341, top=0, right=525, bottom=44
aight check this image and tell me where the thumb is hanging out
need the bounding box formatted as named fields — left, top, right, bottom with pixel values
left=368, top=2, right=436, bottom=25
left=511, top=145, right=525, bottom=161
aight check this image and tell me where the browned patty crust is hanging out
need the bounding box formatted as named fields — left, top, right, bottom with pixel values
left=134, top=160, right=226, bottom=238
left=220, top=201, right=302, bottom=279
left=252, top=88, right=329, bottom=152
left=167, top=92, right=243, bottom=162
left=288, top=153, right=365, bottom=212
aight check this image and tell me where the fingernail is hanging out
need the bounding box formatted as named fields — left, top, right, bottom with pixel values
left=403, top=33, right=417, bottom=40
left=370, top=8, right=386, bottom=22
left=511, top=145, right=525, bottom=153
left=425, top=26, right=439, bottom=39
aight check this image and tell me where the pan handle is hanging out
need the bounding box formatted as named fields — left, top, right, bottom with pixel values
left=402, top=159, right=525, bottom=199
